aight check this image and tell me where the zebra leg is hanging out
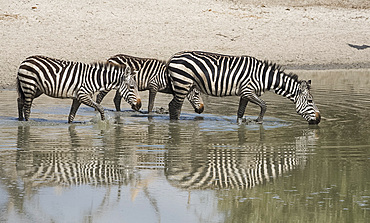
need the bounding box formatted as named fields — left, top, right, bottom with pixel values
left=17, top=78, right=25, bottom=121
left=246, top=94, right=266, bottom=124
left=169, top=96, right=185, bottom=120
left=96, top=90, right=109, bottom=105
left=113, top=90, right=122, bottom=112
left=169, top=82, right=194, bottom=119
left=68, top=99, right=81, bottom=123
left=23, top=97, right=34, bottom=121
left=17, top=97, right=24, bottom=121
left=19, top=88, right=43, bottom=121
left=79, top=94, right=106, bottom=121
left=237, top=97, right=249, bottom=124
left=148, top=88, right=158, bottom=114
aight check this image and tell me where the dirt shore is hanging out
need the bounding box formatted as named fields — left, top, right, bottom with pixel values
left=1, top=0, right=369, bottom=89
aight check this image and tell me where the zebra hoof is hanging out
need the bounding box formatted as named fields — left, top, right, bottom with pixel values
left=237, top=117, right=245, bottom=125
left=255, top=119, right=263, bottom=124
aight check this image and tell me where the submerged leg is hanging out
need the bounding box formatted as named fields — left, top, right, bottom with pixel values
left=68, top=99, right=81, bottom=123
left=113, top=90, right=122, bottom=112
left=237, top=97, right=249, bottom=124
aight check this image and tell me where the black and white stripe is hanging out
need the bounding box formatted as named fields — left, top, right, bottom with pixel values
left=168, top=51, right=321, bottom=124
left=165, top=146, right=307, bottom=190
left=96, top=54, right=204, bottom=114
left=17, top=55, right=141, bottom=123
left=19, top=152, right=135, bottom=186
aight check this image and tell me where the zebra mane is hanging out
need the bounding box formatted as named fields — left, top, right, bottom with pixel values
left=286, top=72, right=299, bottom=81
left=90, top=61, right=126, bottom=72
left=112, top=54, right=167, bottom=64
left=265, top=60, right=299, bottom=82
left=280, top=69, right=308, bottom=89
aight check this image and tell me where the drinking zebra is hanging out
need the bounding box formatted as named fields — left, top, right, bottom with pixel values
left=96, top=54, right=204, bottom=114
left=17, top=55, right=141, bottom=123
left=168, top=51, right=321, bottom=124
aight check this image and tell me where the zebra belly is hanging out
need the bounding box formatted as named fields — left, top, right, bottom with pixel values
left=42, top=83, right=78, bottom=99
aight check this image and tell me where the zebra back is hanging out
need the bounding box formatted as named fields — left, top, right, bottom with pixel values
left=108, top=54, right=169, bottom=92
left=169, top=51, right=299, bottom=98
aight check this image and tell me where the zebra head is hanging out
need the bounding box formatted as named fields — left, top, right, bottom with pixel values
left=118, top=66, right=141, bottom=111
left=295, top=80, right=321, bottom=124
left=186, top=87, right=204, bottom=114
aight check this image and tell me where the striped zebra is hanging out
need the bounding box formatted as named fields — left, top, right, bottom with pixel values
left=168, top=51, right=321, bottom=124
left=17, top=55, right=141, bottom=123
left=96, top=54, right=204, bottom=114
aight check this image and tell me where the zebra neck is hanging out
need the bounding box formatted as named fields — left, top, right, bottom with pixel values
left=268, top=68, right=299, bottom=102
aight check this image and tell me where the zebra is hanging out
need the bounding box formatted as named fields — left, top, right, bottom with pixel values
left=17, top=55, right=141, bottom=123
left=167, top=51, right=321, bottom=124
left=96, top=54, right=204, bottom=114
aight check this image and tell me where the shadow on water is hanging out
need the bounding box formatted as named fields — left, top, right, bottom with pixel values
left=0, top=69, right=370, bottom=222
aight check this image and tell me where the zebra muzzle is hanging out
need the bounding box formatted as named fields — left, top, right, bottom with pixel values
left=131, top=98, right=142, bottom=111
left=195, top=103, right=204, bottom=114
left=309, top=112, right=321, bottom=125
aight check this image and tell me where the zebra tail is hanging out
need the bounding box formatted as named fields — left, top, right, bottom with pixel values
left=16, top=76, right=25, bottom=100
left=16, top=76, right=25, bottom=121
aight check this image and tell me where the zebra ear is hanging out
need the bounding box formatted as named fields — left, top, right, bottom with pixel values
left=307, top=80, right=312, bottom=90
left=297, top=81, right=307, bottom=94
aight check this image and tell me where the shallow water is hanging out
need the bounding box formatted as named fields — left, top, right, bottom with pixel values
left=0, top=69, right=369, bottom=223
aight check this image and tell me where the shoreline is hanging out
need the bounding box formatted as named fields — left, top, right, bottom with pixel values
left=284, top=62, right=370, bottom=71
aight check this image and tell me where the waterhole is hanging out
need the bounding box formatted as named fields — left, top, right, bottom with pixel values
left=0, top=69, right=369, bottom=222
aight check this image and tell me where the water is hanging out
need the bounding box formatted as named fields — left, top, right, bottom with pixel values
left=0, top=69, right=369, bottom=223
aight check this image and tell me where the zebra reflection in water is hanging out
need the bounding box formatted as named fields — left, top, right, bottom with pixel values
left=5, top=124, right=163, bottom=221
left=165, top=124, right=317, bottom=190
left=13, top=122, right=316, bottom=190
left=16, top=125, right=139, bottom=187
left=4, top=120, right=318, bottom=221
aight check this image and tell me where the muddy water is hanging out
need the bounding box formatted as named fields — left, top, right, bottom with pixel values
left=0, top=69, right=369, bottom=222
